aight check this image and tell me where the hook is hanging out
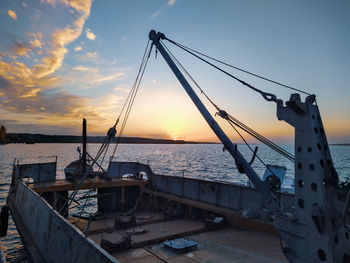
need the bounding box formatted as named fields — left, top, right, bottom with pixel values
left=249, top=146, right=259, bottom=165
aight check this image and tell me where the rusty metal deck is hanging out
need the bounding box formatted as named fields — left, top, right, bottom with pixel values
left=70, top=211, right=165, bottom=235
left=113, top=228, right=288, bottom=263
left=143, top=188, right=277, bottom=235
left=89, top=219, right=206, bottom=248
left=74, top=210, right=287, bottom=263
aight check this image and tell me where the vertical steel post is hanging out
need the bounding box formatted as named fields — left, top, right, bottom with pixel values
left=149, top=30, right=278, bottom=210
left=82, top=118, right=87, bottom=174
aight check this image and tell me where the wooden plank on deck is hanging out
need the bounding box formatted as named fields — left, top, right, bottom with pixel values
left=29, top=178, right=148, bottom=193
left=142, top=188, right=277, bottom=235
left=90, top=219, right=205, bottom=247
left=70, top=211, right=165, bottom=235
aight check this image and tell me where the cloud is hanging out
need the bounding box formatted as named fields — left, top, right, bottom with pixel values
left=0, top=0, right=133, bottom=135
left=93, top=73, right=123, bottom=83
left=74, top=45, right=83, bottom=51
left=20, top=88, right=41, bottom=98
left=61, top=64, right=127, bottom=92
left=29, top=38, right=42, bottom=48
left=32, top=0, right=92, bottom=78
left=0, top=0, right=103, bottom=134
left=63, top=0, right=91, bottom=14
left=168, top=0, right=176, bottom=6
left=113, top=87, right=130, bottom=93
left=42, top=0, right=56, bottom=5
left=73, top=65, right=98, bottom=73
left=0, top=75, right=100, bottom=120
left=9, top=32, right=43, bottom=57
left=152, top=10, right=161, bottom=18
left=152, top=0, right=175, bottom=19
left=78, top=71, right=125, bottom=86
left=8, top=10, right=17, bottom=21
left=85, top=28, right=96, bottom=40
left=78, top=51, right=99, bottom=62
left=13, top=42, right=30, bottom=56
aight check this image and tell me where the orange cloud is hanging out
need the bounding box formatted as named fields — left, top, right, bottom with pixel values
left=73, top=65, right=98, bottom=73
left=0, top=0, right=99, bottom=133
left=31, top=0, right=92, bottom=78
left=93, top=72, right=124, bottom=83
left=13, top=42, right=29, bottom=56
left=30, top=38, right=42, bottom=48
left=8, top=10, right=17, bottom=21
left=63, top=0, right=91, bottom=14
left=66, top=66, right=125, bottom=90
left=85, top=28, right=96, bottom=40
left=168, top=0, right=176, bottom=6
left=20, top=88, right=41, bottom=98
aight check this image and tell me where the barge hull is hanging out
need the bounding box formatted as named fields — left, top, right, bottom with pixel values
left=7, top=181, right=118, bottom=263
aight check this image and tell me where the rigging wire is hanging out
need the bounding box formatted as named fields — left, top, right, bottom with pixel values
left=224, top=112, right=294, bottom=161
left=161, top=40, right=220, bottom=111
left=165, top=37, right=311, bottom=96
left=73, top=206, right=170, bottom=263
left=117, top=39, right=152, bottom=125
left=110, top=40, right=153, bottom=160
left=88, top=39, right=151, bottom=172
left=161, top=41, right=294, bottom=162
left=159, top=41, right=286, bottom=195
left=225, top=118, right=280, bottom=183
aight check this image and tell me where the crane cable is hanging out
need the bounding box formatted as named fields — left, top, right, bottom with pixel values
left=110, top=40, right=153, bottom=161
left=89, top=40, right=152, bottom=170
left=161, top=41, right=294, bottom=162
left=160, top=41, right=286, bottom=195
left=165, top=37, right=311, bottom=96
left=222, top=111, right=294, bottom=161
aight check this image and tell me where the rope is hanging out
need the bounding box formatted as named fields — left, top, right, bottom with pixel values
left=156, top=40, right=286, bottom=193
left=110, top=40, right=153, bottom=160
left=165, top=37, right=311, bottom=96
left=58, top=172, right=92, bottom=215
left=161, top=40, right=220, bottom=111
left=73, top=208, right=170, bottom=263
left=224, top=112, right=294, bottom=161
left=226, top=120, right=282, bottom=196
left=161, top=41, right=294, bottom=162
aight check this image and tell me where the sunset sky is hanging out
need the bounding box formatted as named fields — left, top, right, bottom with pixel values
left=0, top=0, right=349, bottom=143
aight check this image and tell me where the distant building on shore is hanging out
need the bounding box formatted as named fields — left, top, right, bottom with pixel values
left=0, top=125, right=6, bottom=144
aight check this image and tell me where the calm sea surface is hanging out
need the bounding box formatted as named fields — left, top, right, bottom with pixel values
left=0, top=143, right=349, bottom=262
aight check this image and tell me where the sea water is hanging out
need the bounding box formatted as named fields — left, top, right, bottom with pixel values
left=0, top=143, right=349, bottom=262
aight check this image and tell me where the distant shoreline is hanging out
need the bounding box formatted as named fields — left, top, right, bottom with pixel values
left=3, top=133, right=349, bottom=146
left=4, top=133, right=216, bottom=144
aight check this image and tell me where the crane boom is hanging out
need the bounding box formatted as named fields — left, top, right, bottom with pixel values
left=148, top=30, right=279, bottom=211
